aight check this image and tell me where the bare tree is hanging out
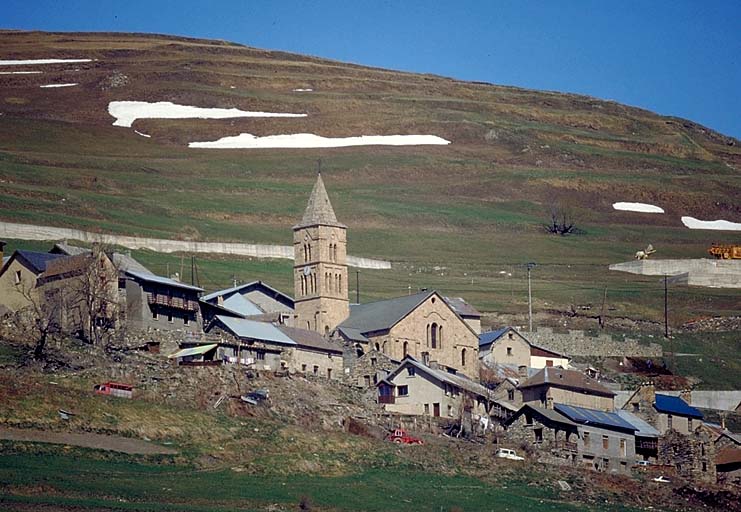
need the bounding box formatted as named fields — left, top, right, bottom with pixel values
left=13, top=282, right=62, bottom=360
left=544, top=202, right=582, bottom=236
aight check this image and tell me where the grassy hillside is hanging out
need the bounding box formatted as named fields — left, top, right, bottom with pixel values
left=0, top=30, right=739, bottom=324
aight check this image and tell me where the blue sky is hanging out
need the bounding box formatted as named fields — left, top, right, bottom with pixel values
left=4, top=0, right=740, bottom=138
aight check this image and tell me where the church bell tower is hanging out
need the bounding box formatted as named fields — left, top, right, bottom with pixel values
left=293, top=173, right=349, bottom=334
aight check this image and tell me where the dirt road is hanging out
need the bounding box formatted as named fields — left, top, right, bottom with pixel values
left=0, top=427, right=177, bottom=455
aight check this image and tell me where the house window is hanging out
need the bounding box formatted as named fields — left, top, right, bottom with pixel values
left=183, top=316, right=190, bottom=326
left=461, top=348, right=467, bottom=367
left=546, top=360, right=553, bottom=367
left=363, top=375, right=370, bottom=387
left=632, top=402, right=640, bottom=412
left=702, top=462, right=707, bottom=472
left=508, top=332, right=513, bottom=339
left=584, top=432, right=590, bottom=447
left=327, top=369, right=332, bottom=379
left=403, top=341, right=409, bottom=357
left=602, top=435, right=609, bottom=449
left=302, top=364, right=307, bottom=372
left=507, top=347, right=513, bottom=356
left=14, top=270, right=21, bottom=284
left=620, top=438, right=626, bottom=457
left=534, top=428, right=543, bottom=443
left=407, top=366, right=416, bottom=377
left=313, top=365, right=319, bottom=375
left=424, top=403, right=429, bottom=415
left=370, top=357, right=377, bottom=366
left=507, top=389, right=515, bottom=401
left=167, top=314, right=173, bottom=323
left=256, top=351, right=265, bottom=361
left=430, top=322, right=438, bottom=349
left=398, top=385, right=409, bottom=396
left=688, top=418, right=692, bottom=431
left=448, top=405, right=453, bottom=417
left=667, top=415, right=673, bottom=430
left=701, top=443, right=706, bottom=456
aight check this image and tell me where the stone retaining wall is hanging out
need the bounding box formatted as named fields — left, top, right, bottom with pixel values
left=528, top=327, right=663, bottom=358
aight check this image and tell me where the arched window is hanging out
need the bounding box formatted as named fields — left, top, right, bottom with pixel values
left=374, top=342, right=380, bottom=352
left=461, top=348, right=467, bottom=367
left=403, top=341, right=409, bottom=357
left=431, top=322, right=438, bottom=349
left=382, top=341, right=387, bottom=354
left=438, top=325, right=443, bottom=349
left=301, top=275, right=306, bottom=295
left=324, top=325, right=329, bottom=336
left=426, top=324, right=430, bottom=347
left=303, top=244, right=307, bottom=262
left=307, top=244, right=312, bottom=261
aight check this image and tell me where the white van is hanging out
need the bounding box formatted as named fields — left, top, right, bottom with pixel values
left=495, top=448, right=525, bottom=461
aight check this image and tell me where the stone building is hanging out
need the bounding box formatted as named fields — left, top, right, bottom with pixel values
left=479, top=326, right=571, bottom=370
left=658, top=426, right=717, bottom=483
left=504, top=403, right=637, bottom=474
left=124, top=270, right=204, bottom=333
left=622, top=382, right=704, bottom=435
left=519, top=367, right=616, bottom=412
left=293, top=173, right=349, bottom=335
left=377, top=355, right=492, bottom=419
left=337, top=290, right=480, bottom=379
left=346, top=349, right=398, bottom=389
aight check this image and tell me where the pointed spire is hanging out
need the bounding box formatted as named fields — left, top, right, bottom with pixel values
left=298, top=172, right=344, bottom=227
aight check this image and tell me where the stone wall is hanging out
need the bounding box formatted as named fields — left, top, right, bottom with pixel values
left=528, top=327, right=662, bottom=358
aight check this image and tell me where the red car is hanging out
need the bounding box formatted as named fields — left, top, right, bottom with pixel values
left=386, top=429, right=424, bottom=445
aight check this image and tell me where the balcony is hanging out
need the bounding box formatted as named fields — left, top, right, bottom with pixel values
left=147, top=293, right=199, bottom=312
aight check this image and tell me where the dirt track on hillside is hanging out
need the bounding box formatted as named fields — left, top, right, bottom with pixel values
left=0, top=427, right=177, bottom=455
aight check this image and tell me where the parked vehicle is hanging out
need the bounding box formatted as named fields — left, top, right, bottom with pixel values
left=634, top=460, right=652, bottom=468
left=94, top=382, right=133, bottom=399
left=385, top=429, right=424, bottom=445
left=495, top=448, right=525, bottom=461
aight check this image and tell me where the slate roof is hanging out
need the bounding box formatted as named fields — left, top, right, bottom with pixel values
left=519, top=367, right=614, bottom=397
left=479, top=326, right=570, bottom=359
left=50, top=242, right=153, bottom=275
left=38, top=253, right=91, bottom=282
left=385, top=356, right=492, bottom=400
left=654, top=394, right=704, bottom=419
left=478, top=327, right=510, bottom=347
left=125, top=270, right=204, bottom=292
left=504, top=404, right=578, bottom=428
left=339, top=290, right=434, bottom=334
left=277, top=325, right=343, bottom=354
left=15, top=250, right=67, bottom=274
left=336, top=326, right=369, bottom=343
left=443, top=296, right=481, bottom=318
left=214, top=315, right=296, bottom=346
left=295, top=173, right=345, bottom=228
left=616, top=410, right=660, bottom=438
left=554, top=404, right=637, bottom=432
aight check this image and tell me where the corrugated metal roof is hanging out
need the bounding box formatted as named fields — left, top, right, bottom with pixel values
left=616, top=410, right=660, bottom=438
left=655, top=394, right=704, bottom=419
left=215, top=315, right=296, bottom=346
left=125, top=270, right=204, bottom=292
left=222, top=293, right=264, bottom=316
left=168, top=343, right=218, bottom=359
left=554, top=403, right=636, bottom=432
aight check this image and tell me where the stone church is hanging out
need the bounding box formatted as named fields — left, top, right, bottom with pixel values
left=293, top=174, right=479, bottom=378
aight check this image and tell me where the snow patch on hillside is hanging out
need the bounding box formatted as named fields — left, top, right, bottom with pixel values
left=613, top=202, right=664, bottom=213
left=0, top=58, right=91, bottom=65
left=108, top=101, right=307, bottom=127
left=681, top=217, right=741, bottom=231
left=134, top=130, right=151, bottom=138
left=293, top=88, right=313, bottom=92
left=40, top=83, right=78, bottom=88
left=0, top=71, right=42, bottom=75
left=188, top=132, right=451, bottom=149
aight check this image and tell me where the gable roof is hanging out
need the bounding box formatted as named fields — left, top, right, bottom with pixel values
left=276, top=325, right=343, bottom=354
left=504, top=404, right=578, bottom=429
left=125, top=270, right=204, bottom=292
left=479, top=327, right=511, bottom=347
left=212, top=315, right=296, bottom=346
left=478, top=326, right=569, bottom=359
left=339, top=290, right=434, bottom=334
left=554, top=403, right=636, bottom=432
left=200, top=281, right=294, bottom=317
left=294, top=173, right=345, bottom=229
left=384, top=355, right=492, bottom=400
left=50, top=242, right=153, bottom=275
left=654, top=394, right=704, bottom=419
left=519, top=367, right=615, bottom=397
left=443, top=296, right=481, bottom=318
left=37, top=253, right=93, bottom=283
left=14, top=250, right=67, bottom=274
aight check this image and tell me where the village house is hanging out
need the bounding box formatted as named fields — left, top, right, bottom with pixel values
left=478, top=326, right=570, bottom=370
left=622, top=382, right=704, bottom=435
left=124, top=270, right=204, bottom=333
left=337, top=290, right=480, bottom=379
left=616, top=409, right=660, bottom=461
left=0, top=249, right=69, bottom=311
left=519, top=367, right=616, bottom=412
left=204, top=315, right=343, bottom=378
left=377, top=355, right=492, bottom=419
left=199, top=280, right=295, bottom=326
left=504, top=403, right=637, bottom=474
left=346, top=348, right=398, bottom=389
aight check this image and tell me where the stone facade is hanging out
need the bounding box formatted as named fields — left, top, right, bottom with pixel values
left=521, top=385, right=615, bottom=412
left=346, top=349, right=398, bottom=388
left=124, top=277, right=202, bottom=334
left=293, top=174, right=349, bottom=334
left=659, top=427, right=717, bottom=483
left=528, top=326, right=662, bottom=358
left=283, top=345, right=344, bottom=380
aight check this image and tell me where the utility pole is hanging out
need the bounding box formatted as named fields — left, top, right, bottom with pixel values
left=527, top=262, right=536, bottom=332
left=356, top=270, right=360, bottom=304
left=191, top=256, right=195, bottom=286
left=664, top=275, right=669, bottom=339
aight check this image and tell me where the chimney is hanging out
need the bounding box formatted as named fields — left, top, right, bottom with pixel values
left=679, top=388, right=692, bottom=405
left=638, top=380, right=656, bottom=404
left=0, top=240, right=6, bottom=263
left=217, top=295, right=224, bottom=306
